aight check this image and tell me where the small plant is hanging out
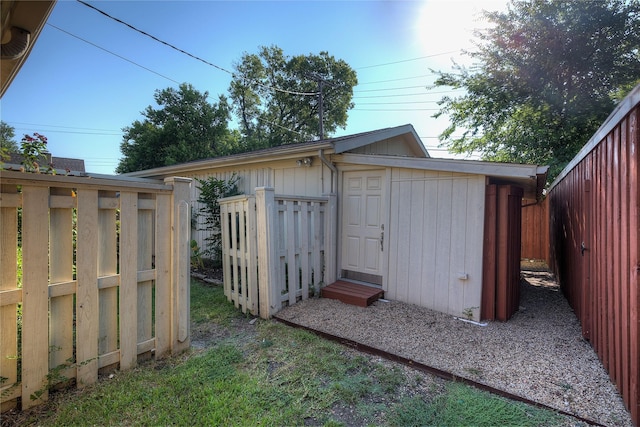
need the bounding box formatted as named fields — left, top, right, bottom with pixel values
left=190, top=239, right=204, bottom=269
left=20, top=132, right=53, bottom=173
left=0, top=375, right=20, bottom=401
left=464, top=366, right=484, bottom=378
left=462, top=306, right=479, bottom=320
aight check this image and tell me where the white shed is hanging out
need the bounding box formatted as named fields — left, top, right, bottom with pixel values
left=129, top=124, right=547, bottom=321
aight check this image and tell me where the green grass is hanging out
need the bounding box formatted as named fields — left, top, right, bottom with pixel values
left=386, top=382, right=563, bottom=427
left=13, top=279, right=567, bottom=427
left=190, top=278, right=243, bottom=325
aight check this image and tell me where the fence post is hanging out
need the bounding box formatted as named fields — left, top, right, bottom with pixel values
left=246, top=196, right=258, bottom=314
left=154, top=193, right=172, bottom=358
left=324, top=193, right=338, bottom=286
left=256, top=187, right=279, bottom=318
left=165, top=177, right=192, bottom=354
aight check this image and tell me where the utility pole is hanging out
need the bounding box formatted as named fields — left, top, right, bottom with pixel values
left=306, top=73, right=327, bottom=140
left=318, top=79, right=324, bottom=140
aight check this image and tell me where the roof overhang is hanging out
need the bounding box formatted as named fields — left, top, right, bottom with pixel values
left=126, top=140, right=335, bottom=179
left=126, top=124, right=427, bottom=179
left=335, top=153, right=548, bottom=201
left=1, top=0, right=56, bottom=98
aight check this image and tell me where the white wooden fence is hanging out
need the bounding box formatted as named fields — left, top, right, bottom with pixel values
left=0, top=171, right=191, bottom=412
left=219, top=187, right=337, bottom=318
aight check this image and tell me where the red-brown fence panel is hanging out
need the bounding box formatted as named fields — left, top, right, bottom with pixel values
left=548, top=85, right=640, bottom=423
left=521, top=197, right=549, bottom=263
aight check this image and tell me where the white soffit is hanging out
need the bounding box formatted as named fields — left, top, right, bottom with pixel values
left=336, top=153, right=543, bottom=180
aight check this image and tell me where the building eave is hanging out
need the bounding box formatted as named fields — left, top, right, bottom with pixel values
left=1, top=0, right=57, bottom=98
left=335, top=153, right=547, bottom=200
left=128, top=124, right=430, bottom=179
left=125, top=141, right=335, bottom=179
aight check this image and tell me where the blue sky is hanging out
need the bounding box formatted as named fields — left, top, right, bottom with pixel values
left=1, top=0, right=507, bottom=174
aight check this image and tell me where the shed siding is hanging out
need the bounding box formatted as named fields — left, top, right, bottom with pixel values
left=386, top=168, right=485, bottom=320
left=184, top=162, right=331, bottom=253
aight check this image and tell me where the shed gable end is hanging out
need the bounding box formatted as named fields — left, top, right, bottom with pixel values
left=346, top=137, right=424, bottom=157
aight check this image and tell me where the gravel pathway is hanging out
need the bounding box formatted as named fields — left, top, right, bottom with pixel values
left=275, top=269, right=632, bottom=426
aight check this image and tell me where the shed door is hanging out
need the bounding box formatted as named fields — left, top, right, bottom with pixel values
left=341, top=170, right=386, bottom=285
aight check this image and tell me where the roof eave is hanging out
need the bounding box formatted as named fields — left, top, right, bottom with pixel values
left=1, top=0, right=57, bottom=98
left=335, top=153, right=546, bottom=199
left=125, top=141, right=335, bottom=178
left=336, top=153, right=542, bottom=179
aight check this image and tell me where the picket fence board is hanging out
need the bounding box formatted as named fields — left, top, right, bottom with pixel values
left=0, top=171, right=192, bottom=414
left=137, top=196, right=154, bottom=350
left=119, top=191, right=139, bottom=371
left=21, top=186, right=50, bottom=408
left=0, top=185, right=19, bottom=411
left=49, top=187, right=75, bottom=384
left=76, top=189, right=99, bottom=387
left=98, top=193, right=119, bottom=358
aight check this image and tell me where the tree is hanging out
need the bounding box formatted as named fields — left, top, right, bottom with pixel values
left=228, top=45, right=357, bottom=149
left=0, top=121, right=18, bottom=161
left=433, top=0, right=640, bottom=181
left=116, top=83, right=236, bottom=173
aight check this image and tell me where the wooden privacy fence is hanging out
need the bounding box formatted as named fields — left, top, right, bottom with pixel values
left=220, top=187, right=337, bottom=318
left=548, top=85, right=640, bottom=424
left=521, top=197, right=549, bottom=263
left=481, top=184, right=523, bottom=321
left=0, top=171, right=191, bottom=412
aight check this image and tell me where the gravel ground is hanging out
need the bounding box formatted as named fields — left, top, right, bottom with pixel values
left=275, top=268, right=633, bottom=427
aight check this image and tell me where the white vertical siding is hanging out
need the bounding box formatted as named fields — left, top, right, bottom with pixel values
left=386, top=168, right=485, bottom=320
left=184, top=162, right=329, bottom=258
left=273, top=164, right=325, bottom=195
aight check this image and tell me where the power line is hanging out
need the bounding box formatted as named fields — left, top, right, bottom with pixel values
left=356, top=101, right=440, bottom=105
left=9, top=121, right=121, bottom=132
left=76, top=0, right=318, bottom=97
left=354, top=85, right=429, bottom=93
left=357, top=73, right=438, bottom=85
left=353, top=108, right=440, bottom=111
left=13, top=128, right=121, bottom=136
left=58, top=1, right=466, bottom=141
left=47, top=23, right=182, bottom=85
left=47, top=23, right=306, bottom=139
left=51, top=20, right=460, bottom=107
left=353, top=89, right=464, bottom=99
left=355, top=51, right=460, bottom=70
left=354, top=86, right=464, bottom=95
left=353, top=92, right=440, bottom=99
left=77, top=0, right=233, bottom=74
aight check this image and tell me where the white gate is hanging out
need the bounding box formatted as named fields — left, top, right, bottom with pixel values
left=219, top=188, right=337, bottom=318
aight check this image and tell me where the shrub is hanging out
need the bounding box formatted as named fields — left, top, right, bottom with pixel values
left=196, top=174, right=241, bottom=263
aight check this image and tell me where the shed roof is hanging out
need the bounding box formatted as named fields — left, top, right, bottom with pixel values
left=128, top=123, right=547, bottom=200
left=126, top=124, right=428, bottom=178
